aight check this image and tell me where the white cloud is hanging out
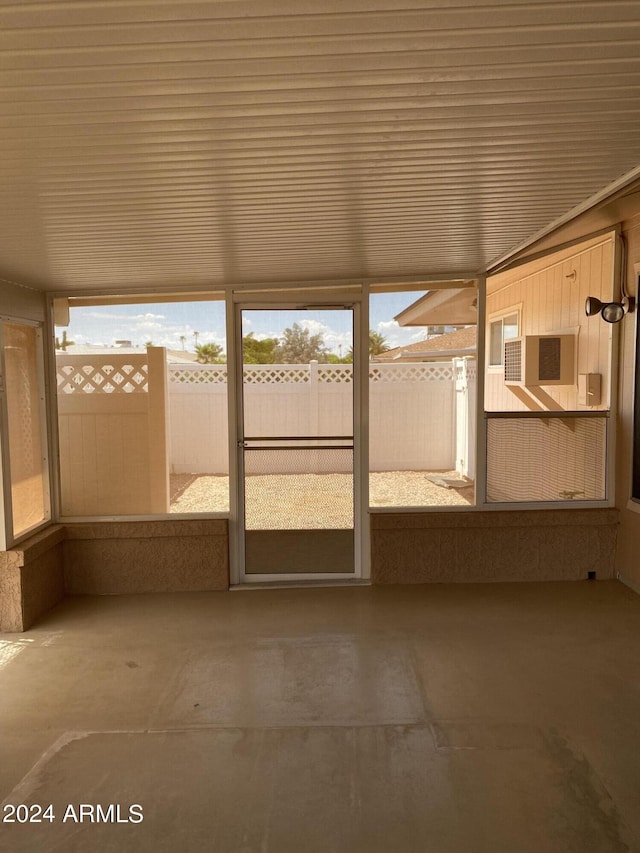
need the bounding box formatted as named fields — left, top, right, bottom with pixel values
left=292, top=318, right=353, bottom=354
left=134, top=320, right=163, bottom=332
left=83, top=310, right=132, bottom=321
left=298, top=318, right=329, bottom=335
left=134, top=312, right=166, bottom=321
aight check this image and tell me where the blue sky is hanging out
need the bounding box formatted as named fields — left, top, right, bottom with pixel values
left=62, top=291, right=430, bottom=355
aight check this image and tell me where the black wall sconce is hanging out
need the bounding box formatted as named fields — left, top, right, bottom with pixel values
left=585, top=295, right=635, bottom=323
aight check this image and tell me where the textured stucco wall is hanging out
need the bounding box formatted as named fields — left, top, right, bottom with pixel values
left=371, top=509, right=619, bottom=584
left=0, top=525, right=65, bottom=631
left=1, top=520, right=229, bottom=632
left=63, top=519, right=229, bottom=594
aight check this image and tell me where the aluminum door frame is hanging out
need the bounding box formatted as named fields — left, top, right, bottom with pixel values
left=228, top=293, right=367, bottom=584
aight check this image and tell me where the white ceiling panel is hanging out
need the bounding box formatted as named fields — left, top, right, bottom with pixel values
left=1, top=1, right=640, bottom=292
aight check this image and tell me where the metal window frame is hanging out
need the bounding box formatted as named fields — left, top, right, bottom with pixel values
left=483, top=410, right=611, bottom=508
left=630, top=272, right=640, bottom=503
left=0, top=316, right=52, bottom=550
left=50, top=292, right=230, bottom=524
left=487, top=303, right=522, bottom=368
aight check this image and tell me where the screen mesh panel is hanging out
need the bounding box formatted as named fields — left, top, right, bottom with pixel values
left=4, top=323, right=47, bottom=536
left=486, top=416, right=606, bottom=502
left=244, top=447, right=353, bottom=530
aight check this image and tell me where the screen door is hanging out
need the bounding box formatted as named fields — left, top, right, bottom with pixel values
left=238, top=306, right=357, bottom=579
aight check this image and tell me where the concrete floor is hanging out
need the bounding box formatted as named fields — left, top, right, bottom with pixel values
left=1, top=581, right=640, bottom=852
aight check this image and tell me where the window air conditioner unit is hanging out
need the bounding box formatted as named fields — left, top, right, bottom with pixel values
left=504, top=335, right=575, bottom=387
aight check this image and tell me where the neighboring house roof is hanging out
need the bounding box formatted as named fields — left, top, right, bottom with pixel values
left=394, top=287, right=477, bottom=327
left=56, top=345, right=199, bottom=363
left=375, top=326, right=477, bottom=362
left=56, top=344, right=142, bottom=355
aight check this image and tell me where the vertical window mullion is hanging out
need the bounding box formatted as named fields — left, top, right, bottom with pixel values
left=632, top=285, right=640, bottom=500
left=0, top=323, right=15, bottom=547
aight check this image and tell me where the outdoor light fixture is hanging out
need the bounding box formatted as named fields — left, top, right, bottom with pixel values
left=585, top=295, right=635, bottom=323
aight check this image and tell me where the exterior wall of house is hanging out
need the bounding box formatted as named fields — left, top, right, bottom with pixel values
left=489, top=193, right=640, bottom=591
left=485, top=233, right=615, bottom=412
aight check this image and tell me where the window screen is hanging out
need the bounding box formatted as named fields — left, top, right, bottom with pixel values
left=55, top=297, right=228, bottom=516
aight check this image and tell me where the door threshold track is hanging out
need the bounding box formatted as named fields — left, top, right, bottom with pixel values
left=230, top=579, right=371, bottom=591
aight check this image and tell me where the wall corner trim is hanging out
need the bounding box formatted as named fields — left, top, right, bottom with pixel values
left=617, top=572, right=640, bottom=596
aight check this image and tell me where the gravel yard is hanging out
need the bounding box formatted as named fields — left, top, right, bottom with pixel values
left=170, top=470, right=473, bottom=522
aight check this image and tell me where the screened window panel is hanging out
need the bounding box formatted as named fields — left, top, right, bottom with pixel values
left=486, top=416, right=606, bottom=503
left=3, top=323, right=47, bottom=537
left=56, top=299, right=228, bottom=516
left=368, top=289, right=477, bottom=507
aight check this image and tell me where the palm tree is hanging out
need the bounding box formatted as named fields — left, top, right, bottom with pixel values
left=368, top=330, right=390, bottom=357
left=179, top=335, right=186, bottom=351
left=345, top=330, right=390, bottom=362
left=195, top=342, right=223, bottom=363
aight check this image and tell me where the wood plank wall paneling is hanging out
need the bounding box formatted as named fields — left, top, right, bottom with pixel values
left=486, top=237, right=614, bottom=413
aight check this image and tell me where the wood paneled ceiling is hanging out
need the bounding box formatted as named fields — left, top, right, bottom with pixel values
left=1, top=0, right=640, bottom=293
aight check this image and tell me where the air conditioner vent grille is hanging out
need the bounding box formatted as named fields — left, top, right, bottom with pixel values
left=538, top=337, right=562, bottom=381
left=504, top=339, right=522, bottom=383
